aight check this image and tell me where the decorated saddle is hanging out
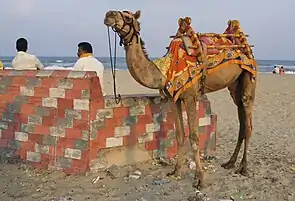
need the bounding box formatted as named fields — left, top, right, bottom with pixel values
left=153, top=17, right=257, bottom=101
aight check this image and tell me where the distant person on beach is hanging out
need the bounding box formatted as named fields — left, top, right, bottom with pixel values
left=73, top=42, right=106, bottom=96
left=279, top=66, right=285, bottom=76
left=273, top=66, right=280, bottom=74
left=12, top=38, right=44, bottom=70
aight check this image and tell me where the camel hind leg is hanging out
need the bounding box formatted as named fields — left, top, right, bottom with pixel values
left=222, top=71, right=255, bottom=175
left=221, top=76, right=244, bottom=169
left=235, top=71, right=255, bottom=175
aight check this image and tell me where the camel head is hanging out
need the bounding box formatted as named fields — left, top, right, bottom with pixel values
left=178, top=17, right=192, bottom=31
left=104, top=10, right=141, bottom=44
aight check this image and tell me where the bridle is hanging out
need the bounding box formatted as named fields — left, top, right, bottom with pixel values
left=110, top=11, right=140, bottom=46
left=106, top=11, right=140, bottom=104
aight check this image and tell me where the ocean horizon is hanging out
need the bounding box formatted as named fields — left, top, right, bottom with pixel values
left=2, top=56, right=295, bottom=74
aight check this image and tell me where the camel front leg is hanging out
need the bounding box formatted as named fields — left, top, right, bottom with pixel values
left=167, top=99, right=185, bottom=178
left=184, top=95, right=204, bottom=189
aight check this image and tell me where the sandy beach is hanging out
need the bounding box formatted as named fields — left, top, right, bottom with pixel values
left=0, top=71, right=295, bottom=201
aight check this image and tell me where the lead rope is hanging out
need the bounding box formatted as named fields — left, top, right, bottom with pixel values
left=200, top=42, right=208, bottom=96
left=107, top=27, right=121, bottom=104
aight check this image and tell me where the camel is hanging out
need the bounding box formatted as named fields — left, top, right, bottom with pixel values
left=104, top=10, right=257, bottom=189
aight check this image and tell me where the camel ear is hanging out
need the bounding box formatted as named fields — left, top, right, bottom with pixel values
left=178, top=18, right=183, bottom=26
left=134, top=10, right=141, bottom=19
left=185, top=17, right=191, bottom=25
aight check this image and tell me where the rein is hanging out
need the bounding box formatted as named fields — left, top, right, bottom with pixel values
left=106, top=11, right=141, bottom=104
left=107, top=27, right=121, bottom=104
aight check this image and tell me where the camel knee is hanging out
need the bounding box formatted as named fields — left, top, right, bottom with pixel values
left=189, top=133, right=200, bottom=151
left=242, top=95, right=253, bottom=107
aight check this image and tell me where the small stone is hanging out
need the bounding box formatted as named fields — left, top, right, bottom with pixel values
left=51, top=196, right=73, bottom=201
left=155, top=157, right=173, bottom=166
left=134, top=170, right=142, bottom=176
left=129, top=174, right=140, bottom=179
left=128, top=170, right=142, bottom=179
left=152, top=179, right=170, bottom=185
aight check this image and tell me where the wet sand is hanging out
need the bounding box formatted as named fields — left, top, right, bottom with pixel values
left=0, top=72, right=295, bottom=201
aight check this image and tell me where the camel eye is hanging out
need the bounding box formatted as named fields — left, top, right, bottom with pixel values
left=124, top=15, right=133, bottom=23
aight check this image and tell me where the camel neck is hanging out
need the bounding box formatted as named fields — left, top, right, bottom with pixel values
left=124, top=36, right=166, bottom=89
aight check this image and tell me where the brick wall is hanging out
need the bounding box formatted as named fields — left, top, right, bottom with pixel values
left=0, top=70, right=217, bottom=174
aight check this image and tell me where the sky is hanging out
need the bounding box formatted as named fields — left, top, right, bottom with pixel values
left=0, top=0, right=294, bottom=60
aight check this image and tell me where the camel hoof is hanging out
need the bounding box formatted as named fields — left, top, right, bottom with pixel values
left=167, top=171, right=181, bottom=180
left=193, top=178, right=205, bottom=190
left=221, top=161, right=235, bottom=169
left=235, top=165, right=249, bottom=176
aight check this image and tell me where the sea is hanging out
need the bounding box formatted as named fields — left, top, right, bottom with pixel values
left=1, top=56, right=295, bottom=74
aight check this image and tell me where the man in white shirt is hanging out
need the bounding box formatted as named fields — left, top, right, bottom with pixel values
left=73, top=42, right=106, bottom=96
left=12, top=38, right=44, bottom=70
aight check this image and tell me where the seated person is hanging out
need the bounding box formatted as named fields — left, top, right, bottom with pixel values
left=12, top=38, right=44, bottom=70
left=73, top=42, right=106, bottom=96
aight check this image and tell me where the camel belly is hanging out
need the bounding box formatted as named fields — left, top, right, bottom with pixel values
left=203, top=64, right=243, bottom=93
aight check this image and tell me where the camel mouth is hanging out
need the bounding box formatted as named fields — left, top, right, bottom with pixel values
left=104, top=19, right=116, bottom=27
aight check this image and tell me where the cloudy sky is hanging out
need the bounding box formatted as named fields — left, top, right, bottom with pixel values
left=0, top=0, right=294, bottom=59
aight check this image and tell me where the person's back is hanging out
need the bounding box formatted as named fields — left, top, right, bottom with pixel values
left=74, top=56, right=104, bottom=77
left=73, top=42, right=105, bottom=95
left=12, top=38, right=44, bottom=70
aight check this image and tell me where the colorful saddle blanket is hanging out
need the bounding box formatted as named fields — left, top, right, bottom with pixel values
left=153, top=38, right=257, bottom=101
